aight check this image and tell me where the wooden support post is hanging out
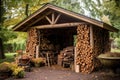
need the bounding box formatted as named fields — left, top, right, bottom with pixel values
left=74, top=47, right=79, bottom=73
left=46, top=53, right=50, bottom=67
left=90, top=25, right=94, bottom=48
left=36, top=45, right=39, bottom=58
left=52, top=12, right=55, bottom=24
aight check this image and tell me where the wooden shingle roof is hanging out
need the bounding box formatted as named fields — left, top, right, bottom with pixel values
left=13, top=3, right=118, bottom=32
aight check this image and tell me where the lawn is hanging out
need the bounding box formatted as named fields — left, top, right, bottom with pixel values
left=0, top=53, right=16, bottom=63
left=111, top=48, right=120, bottom=53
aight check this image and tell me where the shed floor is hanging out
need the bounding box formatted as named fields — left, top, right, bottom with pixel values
left=13, top=67, right=120, bottom=80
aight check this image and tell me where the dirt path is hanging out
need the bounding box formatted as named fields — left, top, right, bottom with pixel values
left=13, top=67, right=120, bottom=80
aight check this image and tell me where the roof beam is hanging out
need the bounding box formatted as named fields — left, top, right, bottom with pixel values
left=33, top=22, right=86, bottom=29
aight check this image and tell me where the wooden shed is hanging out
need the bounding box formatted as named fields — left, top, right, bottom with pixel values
left=13, top=3, right=118, bottom=73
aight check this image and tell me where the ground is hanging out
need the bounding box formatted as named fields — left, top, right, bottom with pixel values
left=11, top=66, right=120, bottom=80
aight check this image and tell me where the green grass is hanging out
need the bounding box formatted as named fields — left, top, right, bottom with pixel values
left=111, top=48, right=120, bottom=53
left=0, top=53, right=16, bottom=63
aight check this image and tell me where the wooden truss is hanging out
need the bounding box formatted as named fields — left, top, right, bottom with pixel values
left=45, top=12, right=61, bottom=24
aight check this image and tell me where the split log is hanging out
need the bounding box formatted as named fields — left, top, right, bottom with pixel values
left=76, top=24, right=94, bottom=73
left=26, top=28, right=38, bottom=58
left=76, top=24, right=110, bottom=73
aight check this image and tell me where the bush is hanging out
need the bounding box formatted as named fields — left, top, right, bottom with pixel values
left=0, top=62, right=11, bottom=72
left=31, top=57, right=46, bottom=67
left=10, top=63, right=25, bottom=78
left=0, top=62, right=25, bottom=78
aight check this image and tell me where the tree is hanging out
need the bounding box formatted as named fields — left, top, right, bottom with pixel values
left=1, top=0, right=52, bottom=52
left=0, top=0, right=5, bottom=58
left=103, top=0, right=120, bottom=38
left=51, top=0, right=84, bottom=13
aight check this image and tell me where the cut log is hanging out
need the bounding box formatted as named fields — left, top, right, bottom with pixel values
left=26, top=28, right=38, bottom=58
left=76, top=24, right=94, bottom=73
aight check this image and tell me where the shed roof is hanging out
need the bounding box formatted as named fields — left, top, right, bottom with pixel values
left=13, top=3, right=118, bottom=32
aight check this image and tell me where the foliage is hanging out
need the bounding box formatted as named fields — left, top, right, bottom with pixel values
left=78, top=0, right=120, bottom=38
left=31, top=57, right=46, bottom=67
left=31, top=57, right=45, bottom=64
left=0, top=53, right=16, bottom=63
left=0, top=62, right=11, bottom=72
left=101, top=0, right=120, bottom=38
left=111, top=48, right=120, bottom=53
left=0, top=62, right=25, bottom=78
left=98, top=52, right=120, bottom=58
left=0, top=0, right=52, bottom=53
left=51, top=0, right=84, bottom=13
left=0, top=28, right=17, bottom=42
left=10, top=63, right=25, bottom=78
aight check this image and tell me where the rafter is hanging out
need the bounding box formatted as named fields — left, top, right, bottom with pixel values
left=22, top=12, right=52, bottom=31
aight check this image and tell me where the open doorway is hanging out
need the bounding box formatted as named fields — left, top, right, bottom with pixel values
left=38, top=27, right=77, bottom=70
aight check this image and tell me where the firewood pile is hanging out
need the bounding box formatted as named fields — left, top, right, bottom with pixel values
left=26, top=28, right=38, bottom=58
left=75, top=24, right=110, bottom=73
left=40, top=37, right=54, bottom=50
left=93, top=27, right=110, bottom=69
left=76, top=24, right=94, bottom=73
left=58, top=46, right=74, bottom=67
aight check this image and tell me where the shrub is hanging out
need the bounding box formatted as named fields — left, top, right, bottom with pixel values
left=0, top=62, right=11, bottom=72
left=31, top=57, right=46, bottom=67
left=10, top=63, right=25, bottom=78
left=0, top=62, right=25, bottom=78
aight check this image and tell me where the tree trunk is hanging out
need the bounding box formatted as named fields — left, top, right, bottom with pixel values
left=25, top=3, right=29, bottom=17
left=0, top=38, right=5, bottom=59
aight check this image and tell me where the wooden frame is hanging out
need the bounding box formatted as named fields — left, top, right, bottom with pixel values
left=33, top=22, right=85, bottom=29
left=90, top=25, right=94, bottom=48
left=13, top=4, right=118, bottom=32
left=45, top=12, right=61, bottom=24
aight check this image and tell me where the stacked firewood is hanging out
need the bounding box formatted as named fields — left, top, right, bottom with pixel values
left=26, top=28, right=38, bottom=58
left=76, top=24, right=94, bottom=73
left=61, top=46, right=74, bottom=61
left=103, top=30, right=110, bottom=52
left=58, top=46, right=74, bottom=66
left=40, top=37, right=54, bottom=50
left=93, top=27, right=110, bottom=69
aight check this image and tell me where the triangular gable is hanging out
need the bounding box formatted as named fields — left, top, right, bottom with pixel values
left=13, top=3, right=118, bottom=32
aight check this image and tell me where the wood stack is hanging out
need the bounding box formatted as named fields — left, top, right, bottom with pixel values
left=93, top=27, right=110, bottom=69
left=103, top=30, right=110, bottom=52
left=40, top=37, right=54, bottom=50
left=61, top=46, right=74, bottom=61
left=58, top=46, right=74, bottom=66
left=76, top=24, right=94, bottom=73
left=26, top=28, right=38, bottom=58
